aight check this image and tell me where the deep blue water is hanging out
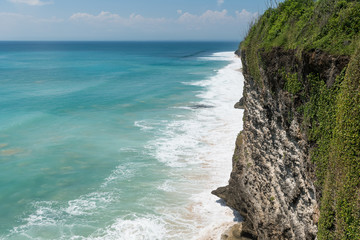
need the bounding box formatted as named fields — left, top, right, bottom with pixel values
left=0, top=41, right=243, bottom=240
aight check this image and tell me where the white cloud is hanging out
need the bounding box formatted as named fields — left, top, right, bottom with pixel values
left=70, top=11, right=122, bottom=22
left=68, top=9, right=258, bottom=39
left=70, top=9, right=257, bottom=28
left=174, top=9, right=258, bottom=37
left=235, top=9, right=258, bottom=20
left=178, top=10, right=229, bottom=24
left=70, top=11, right=165, bottom=26
left=0, top=9, right=258, bottom=40
left=217, top=0, right=224, bottom=6
left=70, top=9, right=257, bottom=27
left=8, top=0, right=53, bottom=6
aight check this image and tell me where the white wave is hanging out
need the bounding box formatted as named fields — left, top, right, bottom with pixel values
left=8, top=192, right=116, bottom=238
left=118, top=147, right=137, bottom=152
left=10, top=201, right=61, bottom=236
left=134, top=120, right=155, bottom=131
left=134, top=120, right=169, bottom=132
left=66, top=200, right=97, bottom=216
left=88, top=216, right=166, bottom=240
left=101, top=164, right=135, bottom=188
left=148, top=52, right=243, bottom=169
left=157, top=180, right=176, bottom=192
left=66, top=192, right=115, bottom=216
left=4, top=51, right=245, bottom=240
left=65, top=192, right=113, bottom=216
left=198, top=51, right=237, bottom=61
left=141, top=52, right=244, bottom=239
left=24, top=202, right=60, bottom=227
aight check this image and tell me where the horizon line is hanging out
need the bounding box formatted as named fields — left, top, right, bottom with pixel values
left=0, top=40, right=241, bottom=42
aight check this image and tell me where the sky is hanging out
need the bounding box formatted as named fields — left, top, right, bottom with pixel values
left=0, top=0, right=271, bottom=41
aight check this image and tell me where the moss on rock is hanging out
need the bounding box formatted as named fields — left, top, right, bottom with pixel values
left=238, top=0, right=360, bottom=238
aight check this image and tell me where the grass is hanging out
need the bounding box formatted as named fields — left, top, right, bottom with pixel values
left=241, top=0, right=360, bottom=56
left=239, top=0, right=360, bottom=238
left=317, top=42, right=360, bottom=240
left=281, top=69, right=302, bottom=94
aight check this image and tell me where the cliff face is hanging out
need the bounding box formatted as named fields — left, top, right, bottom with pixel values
left=213, top=47, right=351, bottom=239
left=213, top=1, right=360, bottom=239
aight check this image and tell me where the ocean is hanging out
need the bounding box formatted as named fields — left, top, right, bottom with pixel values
left=0, top=41, right=244, bottom=240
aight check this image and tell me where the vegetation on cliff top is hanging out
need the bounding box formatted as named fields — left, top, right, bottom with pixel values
left=241, top=0, right=360, bottom=84
left=242, top=0, right=360, bottom=55
left=240, top=0, right=360, bottom=239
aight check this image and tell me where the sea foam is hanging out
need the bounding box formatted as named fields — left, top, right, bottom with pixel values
left=141, top=51, right=244, bottom=239
left=3, top=50, right=244, bottom=240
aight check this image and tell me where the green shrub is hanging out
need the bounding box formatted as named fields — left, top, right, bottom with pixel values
left=239, top=1, right=360, bottom=238
left=241, top=0, right=360, bottom=55
left=282, top=70, right=302, bottom=94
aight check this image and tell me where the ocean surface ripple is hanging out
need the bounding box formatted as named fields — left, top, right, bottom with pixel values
left=0, top=42, right=243, bottom=240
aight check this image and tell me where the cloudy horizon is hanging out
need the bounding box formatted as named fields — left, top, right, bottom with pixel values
left=0, top=0, right=267, bottom=41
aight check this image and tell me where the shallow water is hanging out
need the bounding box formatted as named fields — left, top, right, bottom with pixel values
left=0, top=42, right=244, bottom=240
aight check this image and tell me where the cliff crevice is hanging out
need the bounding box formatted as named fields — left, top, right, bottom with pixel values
left=213, top=0, right=360, bottom=240
left=213, top=47, right=351, bottom=240
left=213, top=1, right=360, bottom=238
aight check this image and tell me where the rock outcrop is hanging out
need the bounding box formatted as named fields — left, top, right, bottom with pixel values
left=213, top=48, right=350, bottom=239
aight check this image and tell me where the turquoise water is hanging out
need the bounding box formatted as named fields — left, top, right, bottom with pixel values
left=0, top=42, right=243, bottom=239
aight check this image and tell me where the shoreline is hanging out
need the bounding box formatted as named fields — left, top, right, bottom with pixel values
left=188, top=52, right=244, bottom=240
left=0, top=49, right=244, bottom=240
left=149, top=52, right=245, bottom=240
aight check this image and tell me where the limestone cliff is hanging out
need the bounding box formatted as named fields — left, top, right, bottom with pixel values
left=213, top=0, right=360, bottom=239
left=214, top=48, right=349, bottom=240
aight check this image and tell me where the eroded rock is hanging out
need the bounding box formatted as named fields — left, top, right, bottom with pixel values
left=213, top=48, right=349, bottom=239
